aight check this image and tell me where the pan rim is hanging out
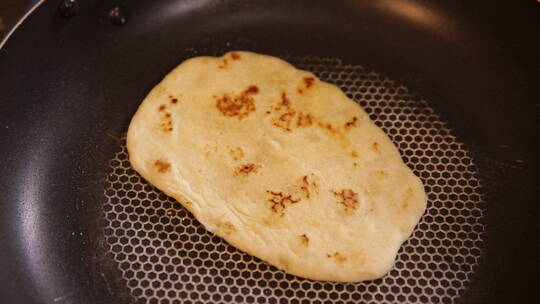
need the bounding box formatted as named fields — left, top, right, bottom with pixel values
left=0, top=0, right=46, bottom=50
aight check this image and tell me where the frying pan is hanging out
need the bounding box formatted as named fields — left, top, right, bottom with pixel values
left=1, top=0, right=539, bottom=303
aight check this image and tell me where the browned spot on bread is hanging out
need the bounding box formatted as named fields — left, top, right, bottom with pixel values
left=266, top=190, right=300, bottom=215
left=326, top=123, right=335, bottom=132
left=154, top=159, right=171, bottom=173
left=221, top=222, right=236, bottom=235
left=230, top=52, right=241, bottom=60
left=216, top=95, right=237, bottom=115
left=158, top=99, right=175, bottom=131
left=300, top=234, right=309, bottom=246
left=332, top=189, right=359, bottom=213
left=234, top=163, right=260, bottom=176
left=311, top=118, right=354, bottom=150
left=300, top=173, right=319, bottom=199
left=304, top=76, right=315, bottom=88
left=274, top=112, right=296, bottom=132
left=245, top=85, right=259, bottom=94
left=270, top=93, right=338, bottom=135
left=216, top=86, right=258, bottom=119
left=316, top=121, right=338, bottom=134
left=344, top=116, right=358, bottom=129
left=270, top=93, right=316, bottom=131
left=351, top=150, right=358, bottom=158
left=277, top=92, right=291, bottom=110
left=353, top=162, right=358, bottom=168
left=372, top=142, right=380, bottom=153
left=159, top=110, right=174, bottom=132
left=229, top=146, right=244, bottom=161
left=272, top=92, right=296, bottom=131
left=296, top=112, right=314, bottom=127
left=327, top=252, right=347, bottom=264
left=168, top=95, right=179, bottom=104
left=218, top=58, right=229, bottom=69
left=297, top=76, right=316, bottom=94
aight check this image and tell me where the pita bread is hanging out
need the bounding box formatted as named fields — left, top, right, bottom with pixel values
left=127, top=51, right=426, bottom=282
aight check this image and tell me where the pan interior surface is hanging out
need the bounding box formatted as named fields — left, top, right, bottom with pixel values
left=0, top=1, right=538, bottom=304
left=101, top=57, right=485, bottom=304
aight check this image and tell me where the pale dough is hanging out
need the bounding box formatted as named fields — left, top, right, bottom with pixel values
left=127, top=51, right=426, bottom=282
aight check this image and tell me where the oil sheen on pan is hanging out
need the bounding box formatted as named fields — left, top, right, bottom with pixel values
left=127, top=51, right=427, bottom=282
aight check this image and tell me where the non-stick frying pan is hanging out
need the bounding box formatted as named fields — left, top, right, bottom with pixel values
left=1, top=0, right=539, bottom=303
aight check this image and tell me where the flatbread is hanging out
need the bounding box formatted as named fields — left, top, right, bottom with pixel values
left=127, top=51, right=426, bottom=282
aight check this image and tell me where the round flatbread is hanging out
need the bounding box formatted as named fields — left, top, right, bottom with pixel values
left=127, top=51, right=426, bottom=282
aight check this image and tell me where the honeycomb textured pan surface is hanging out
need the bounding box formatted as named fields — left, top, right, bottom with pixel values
left=103, top=55, right=485, bottom=304
left=126, top=51, right=427, bottom=282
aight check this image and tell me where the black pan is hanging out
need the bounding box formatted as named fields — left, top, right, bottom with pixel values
left=1, top=0, right=539, bottom=303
